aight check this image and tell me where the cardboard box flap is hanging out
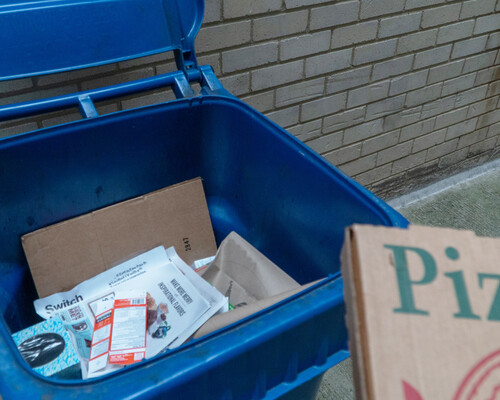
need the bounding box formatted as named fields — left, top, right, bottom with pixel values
left=342, top=224, right=500, bottom=400
left=23, top=178, right=217, bottom=298
left=341, top=226, right=371, bottom=400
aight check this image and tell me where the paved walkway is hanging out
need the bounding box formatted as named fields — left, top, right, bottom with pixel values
left=391, top=160, right=500, bottom=237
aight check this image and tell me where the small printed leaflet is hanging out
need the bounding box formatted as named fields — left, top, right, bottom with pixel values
left=109, top=295, right=147, bottom=365
left=191, top=255, right=215, bottom=274
left=58, top=304, right=93, bottom=362
left=87, top=295, right=115, bottom=377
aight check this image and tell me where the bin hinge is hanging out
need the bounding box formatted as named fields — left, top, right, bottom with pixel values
left=175, top=48, right=233, bottom=98
left=174, top=49, right=200, bottom=83
left=78, top=95, right=99, bottom=119
left=173, top=73, right=196, bottom=99
left=199, top=66, right=233, bottom=97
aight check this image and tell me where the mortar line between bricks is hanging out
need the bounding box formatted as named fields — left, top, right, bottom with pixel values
left=308, top=5, right=463, bottom=34
left=5, top=68, right=498, bottom=127
left=204, top=10, right=286, bottom=26
left=320, top=116, right=326, bottom=136
left=458, top=0, right=465, bottom=23
left=275, top=85, right=497, bottom=132
left=305, top=8, right=311, bottom=33
left=233, top=45, right=497, bottom=100
left=31, top=28, right=486, bottom=89
left=199, top=30, right=334, bottom=55
left=308, top=26, right=491, bottom=57
left=315, top=92, right=499, bottom=151
left=250, top=18, right=254, bottom=45
left=215, top=0, right=420, bottom=31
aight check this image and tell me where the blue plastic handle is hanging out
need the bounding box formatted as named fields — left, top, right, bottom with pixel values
left=0, top=66, right=232, bottom=122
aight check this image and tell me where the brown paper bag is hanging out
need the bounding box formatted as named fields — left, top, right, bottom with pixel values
left=194, top=232, right=318, bottom=338
left=200, top=232, right=301, bottom=307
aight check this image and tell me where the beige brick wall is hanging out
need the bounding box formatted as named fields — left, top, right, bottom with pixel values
left=1, top=0, right=499, bottom=198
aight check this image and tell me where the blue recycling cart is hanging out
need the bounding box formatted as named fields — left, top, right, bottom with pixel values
left=0, top=0, right=408, bottom=398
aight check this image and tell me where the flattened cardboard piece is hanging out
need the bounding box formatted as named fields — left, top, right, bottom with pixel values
left=23, top=178, right=216, bottom=298
left=201, top=231, right=300, bottom=308
left=193, top=279, right=322, bottom=339
left=342, top=224, right=500, bottom=400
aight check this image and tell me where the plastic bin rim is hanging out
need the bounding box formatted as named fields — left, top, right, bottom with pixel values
left=2, top=274, right=343, bottom=385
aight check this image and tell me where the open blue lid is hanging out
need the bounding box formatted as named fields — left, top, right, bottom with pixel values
left=0, top=0, right=204, bottom=81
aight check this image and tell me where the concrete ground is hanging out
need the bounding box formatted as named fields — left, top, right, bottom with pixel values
left=316, top=159, right=500, bottom=399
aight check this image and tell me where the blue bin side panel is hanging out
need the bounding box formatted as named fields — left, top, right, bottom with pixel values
left=0, top=96, right=406, bottom=399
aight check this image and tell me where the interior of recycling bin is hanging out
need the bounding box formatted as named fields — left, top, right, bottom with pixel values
left=0, top=95, right=400, bottom=368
